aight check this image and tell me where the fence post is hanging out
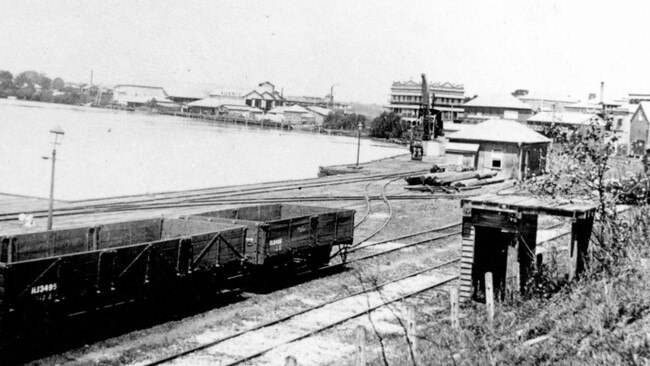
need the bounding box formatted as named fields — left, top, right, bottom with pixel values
left=407, top=306, right=418, bottom=360
left=450, top=287, right=459, bottom=329
left=355, top=325, right=367, bottom=366
left=485, top=272, right=494, bottom=324
left=569, top=232, right=578, bottom=281
left=285, top=355, right=297, bottom=366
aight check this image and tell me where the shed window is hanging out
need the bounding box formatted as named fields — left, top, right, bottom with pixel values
left=491, top=151, right=502, bottom=169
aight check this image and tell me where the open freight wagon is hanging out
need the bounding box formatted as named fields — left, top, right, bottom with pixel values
left=0, top=217, right=247, bottom=336
left=181, top=204, right=355, bottom=269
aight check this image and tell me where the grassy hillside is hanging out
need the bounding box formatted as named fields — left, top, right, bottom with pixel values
left=348, top=102, right=384, bottom=119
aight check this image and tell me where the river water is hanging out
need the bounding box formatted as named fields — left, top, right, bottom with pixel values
left=0, top=99, right=403, bottom=201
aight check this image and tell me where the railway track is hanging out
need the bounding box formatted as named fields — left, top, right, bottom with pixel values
left=136, top=212, right=468, bottom=365
left=0, top=169, right=431, bottom=222
left=140, top=259, right=460, bottom=366
left=351, top=177, right=402, bottom=247
left=181, top=223, right=577, bottom=366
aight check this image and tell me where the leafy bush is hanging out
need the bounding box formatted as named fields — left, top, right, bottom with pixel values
left=369, top=112, right=410, bottom=139
left=323, top=111, right=367, bottom=130
left=402, top=122, right=650, bottom=365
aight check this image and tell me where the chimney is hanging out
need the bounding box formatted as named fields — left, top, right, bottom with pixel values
left=600, top=81, right=604, bottom=103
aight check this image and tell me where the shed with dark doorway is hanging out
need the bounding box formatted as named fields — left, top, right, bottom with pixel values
left=446, top=119, right=551, bottom=180
left=458, top=194, right=596, bottom=302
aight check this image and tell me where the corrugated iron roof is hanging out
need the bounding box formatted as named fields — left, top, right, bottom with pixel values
left=187, top=96, right=246, bottom=108
left=527, top=111, right=605, bottom=126
left=518, top=92, right=578, bottom=103
left=222, top=104, right=263, bottom=112
left=306, top=106, right=333, bottom=116
left=464, top=94, right=533, bottom=110
left=268, top=105, right=309, bottom=114
left=446, top=119, right=550, bottom=144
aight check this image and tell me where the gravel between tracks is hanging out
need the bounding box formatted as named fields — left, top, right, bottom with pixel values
left=25, top=156, right=514, bottom=365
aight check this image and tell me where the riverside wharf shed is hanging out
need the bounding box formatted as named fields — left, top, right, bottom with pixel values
left=445, top=119, right=551, bottom=180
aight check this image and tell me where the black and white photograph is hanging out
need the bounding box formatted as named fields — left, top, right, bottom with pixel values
left=0, top=1, right=649, bottom=365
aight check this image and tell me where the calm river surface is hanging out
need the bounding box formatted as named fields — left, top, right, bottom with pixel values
left=0, top=99, right=403, bottom=200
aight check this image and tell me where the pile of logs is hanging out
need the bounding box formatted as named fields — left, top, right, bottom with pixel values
left=404, top=170, right=504, bottom=193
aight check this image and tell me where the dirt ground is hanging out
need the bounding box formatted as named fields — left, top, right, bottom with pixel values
left=21, top=155, right=516, bottom=366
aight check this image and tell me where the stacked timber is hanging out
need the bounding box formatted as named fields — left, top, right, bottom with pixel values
left=404, top=170, right=501, bottom=193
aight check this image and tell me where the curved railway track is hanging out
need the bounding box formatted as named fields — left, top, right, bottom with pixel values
left=351, top=176, right=402, bottom=247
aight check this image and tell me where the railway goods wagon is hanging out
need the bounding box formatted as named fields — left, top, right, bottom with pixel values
left=0, top=217, right=247, bottom=337
left=181, top=204, right=355, bottom=269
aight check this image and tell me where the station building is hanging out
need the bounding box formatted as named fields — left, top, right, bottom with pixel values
left=384, top=80, right=465, bottom=124
left=462, top=94, right=533, bottom=124
left=446, top=119, right=550, bottom=180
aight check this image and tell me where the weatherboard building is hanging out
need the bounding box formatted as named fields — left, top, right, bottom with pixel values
left=446, top=119, right=550, bottom=180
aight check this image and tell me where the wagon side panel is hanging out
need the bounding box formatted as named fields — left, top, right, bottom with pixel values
left=190, top=227, right=247, bottom=271
left=335, top=210, right=355, bottom=245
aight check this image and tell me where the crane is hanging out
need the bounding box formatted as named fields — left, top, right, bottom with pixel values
left=410, top=73, right=442, bottom=160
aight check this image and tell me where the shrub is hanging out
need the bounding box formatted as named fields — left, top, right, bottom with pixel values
left=369, top=112, right=410, bottom=139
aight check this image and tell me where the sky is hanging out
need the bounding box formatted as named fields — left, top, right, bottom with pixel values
left=1, top=0, right=649, bottom=104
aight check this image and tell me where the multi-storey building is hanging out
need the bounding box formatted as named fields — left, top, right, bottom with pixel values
left=384, top=80, right=465, bottom=124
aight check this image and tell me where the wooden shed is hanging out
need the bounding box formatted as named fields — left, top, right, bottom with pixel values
left=458, top=194, right=596, bottom=302
left=446, top=119, right=551, bottom=180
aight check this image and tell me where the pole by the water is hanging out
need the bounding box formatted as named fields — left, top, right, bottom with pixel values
left=356, top=129, right=361, bottom=166
left=47, top=148, right=56, bottom=230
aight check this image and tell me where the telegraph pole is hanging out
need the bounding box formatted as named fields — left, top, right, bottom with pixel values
left=47, top=126, right=65, bottom=230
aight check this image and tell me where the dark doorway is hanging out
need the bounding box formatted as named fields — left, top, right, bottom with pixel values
left=471, top=225, right=513, bottom=301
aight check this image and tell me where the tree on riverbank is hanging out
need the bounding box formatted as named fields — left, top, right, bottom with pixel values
left=323, top=111, right=367, bottom=130
left=0, top=70, right=13, bottom=92
left=369, top=112, right=410, bottom=139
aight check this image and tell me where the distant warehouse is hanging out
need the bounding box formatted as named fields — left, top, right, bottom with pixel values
left=446, top=119, right=550, bottom=180
left=112, top=85, right=175, bottom=108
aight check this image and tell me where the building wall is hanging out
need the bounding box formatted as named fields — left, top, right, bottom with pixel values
left=463, top=106, right=532, bottom=124
left=518, top=98, right=576, bottom=112
left=312, top=113, right=326, bottom=126
left=629, top=107, right=649, bottom=155
left=113, top=86, right=167, bottom=105
left=446, top=152, right=477, bottom=168
left=284, top=111, right=305, bottom=124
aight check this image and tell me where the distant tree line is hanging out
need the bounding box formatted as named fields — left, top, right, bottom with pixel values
left=0, top=69, right=89, bottom=105
left=324, top=110, right=413, bottom=141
